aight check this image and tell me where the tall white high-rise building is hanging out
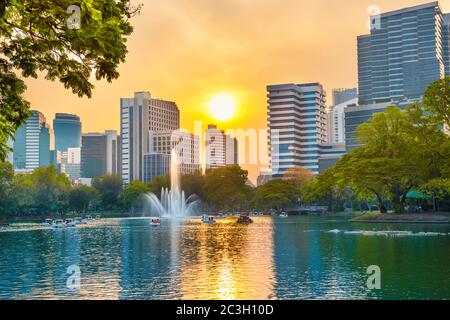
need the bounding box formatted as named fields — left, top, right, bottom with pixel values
left=205, top=124, right=238, bottom=170
left=326, top=97, right=358, bottom=144
left=13, top=110, right=53, bottom=172
left=105, top=130, right=120, bottom=176
left=149, top=129, right=200, bottom=175
left=120, top=91, right=180, bottom=184
left=268, top=83, right=327, bottom=177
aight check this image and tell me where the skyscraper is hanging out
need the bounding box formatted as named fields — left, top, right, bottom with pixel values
left=13, top=110, right=52, bottom=171
left=81, top=131, right=121, bottom=178
left=332, top=88, right=358, bottom=106
left=120, top=92, right=180, bottom=184
left=358, top=2, right=450, bottom=104
left=53, top=113, right=81, bottom=153
left=326, top=97, right=358, bottom=144
left=81, top=133, right=107, bottom=178
left=149, top=130, right=200, bottom=175
left=344, top=102, right=391, bottom=151
left=205, top=124, right=238, bottom=169
left=267, top=83, right=327, bottom=177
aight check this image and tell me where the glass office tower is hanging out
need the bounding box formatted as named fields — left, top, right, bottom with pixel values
left=13, top=110, right=52, bottom=171
left=357, top=2, right=450, bottom=104
left=53, top=113, right=81, bottom=153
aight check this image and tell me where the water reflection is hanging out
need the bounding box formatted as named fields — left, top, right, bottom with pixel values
left=0, top=217, right=449, bottom=300
left=178, top=219, right=275, bottom=300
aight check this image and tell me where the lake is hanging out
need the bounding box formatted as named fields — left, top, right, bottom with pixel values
left=0, top=216, right=449, bottom=300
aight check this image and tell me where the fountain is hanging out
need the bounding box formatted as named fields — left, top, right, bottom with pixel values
left=143, top=150, right=201, bottom=218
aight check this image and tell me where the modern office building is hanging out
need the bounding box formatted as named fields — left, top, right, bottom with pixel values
left=318, top=144, right=347, bottom=173
left=344, top=102, right=391, bottom=151
left=61, top=147, right=81, bottom=181
left=332, top=88, right=358, bottom=106
left=256, top=170, right=273, bottom=187
left=53, top=113, right=81, bottom=153
left=267, top=83, right=327, bottom=177
left=205, top=124, right=239, bottom=169
left=81, top=133, right=107, bottom=178
left=357, top=2, right=450, bottom=105
left=225, top=136, right=238, bottom=166
left=326, top=97, right=358, bottom=144
left=120, top=91, right=180, bottom=184
left=105, top=130, right=121, bottom=176
left=13, top=110, right=53, bottom=171
left=149, top=130, right=200, bottom=175
left=143, top=153, right=171, bottom=183
left=81, top=131, right=121, bottom=178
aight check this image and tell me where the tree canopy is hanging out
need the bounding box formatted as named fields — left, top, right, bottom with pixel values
left=303, top=103, right=450, bottom=214
left=0, top=0, right=139, bottom=160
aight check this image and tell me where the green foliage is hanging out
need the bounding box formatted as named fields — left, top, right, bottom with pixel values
left=121, top=180, right=149, bottom=211
left=423, top=77, right=450, bottom=129
left=252, top=179, right=299, bottom=210
left=303, top=101, right=450, bottom=214
left=202, top=165, right=250, bottom=210
left=30, top=166, right=72, bottom=214
left=69, top=185, right=96, bottom=213
left=181, top=172, right=205, bottom=199
left=8, top=174, right=34, bottom=215
left=0, top=0, right=139, bottom=160
left=148, top=175, right=170, bottom=197
left=92, top=175, right=123, bottom=210
left=0, top=161, right=14, bottom=215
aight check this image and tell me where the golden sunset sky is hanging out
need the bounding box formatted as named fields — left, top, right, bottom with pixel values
left=22, top=0, right=450, bottom=181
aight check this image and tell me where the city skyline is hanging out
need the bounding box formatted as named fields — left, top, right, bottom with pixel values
left=12, top=0, right=450, bottom=183
left=23, top=1, right=450, bottom=131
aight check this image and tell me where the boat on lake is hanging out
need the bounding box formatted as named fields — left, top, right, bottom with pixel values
left=150, top=217, right=161, bottom=227
left=201, top=215, right=217, bottom=224
left=237, top=216, right=254, bottom=224
left=279, top=212, right=288, bottom=218
left=64, top=219, right=76, bottom=227
left=52, top=219, right=65, bottom=229
left=74, top=217, right=87, bottom=225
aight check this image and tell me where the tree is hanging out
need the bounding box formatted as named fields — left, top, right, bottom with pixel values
left=92, top=175, right=123, bottom=210
left=308, top=105, right=449, bottom=214
left=423, top=77, right=450, bottom=129
left=253, top=179, right=299, bottom=211
left=0, top=0, right=140, bottom=160
left=148, top=175, right=170, bottom=197
left=69, top=185, right=96, bottom=213
left=8, top=173, right=34, bottom=215
left=203, top=165, right=249, bottom=210
left=283, top=167, right=315, bottom=188
left=30, top=166, right=72, bottom=214
left=181, top=172, right=205, bottom=199
left=121, top=180, right=149, bottom=213
left=0, top=161, right=14, bottom=216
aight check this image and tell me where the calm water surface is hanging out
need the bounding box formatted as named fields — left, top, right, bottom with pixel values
left=0, top=216, right=449, bottom=300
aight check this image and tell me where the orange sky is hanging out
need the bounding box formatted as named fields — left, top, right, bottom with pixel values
left=22, top=0, right=450, bottom=182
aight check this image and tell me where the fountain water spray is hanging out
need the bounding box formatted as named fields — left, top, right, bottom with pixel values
left=143, top=150, right=200, bottom=217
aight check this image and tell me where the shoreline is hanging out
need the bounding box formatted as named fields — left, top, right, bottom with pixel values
left=351, top=213, right=449, bottom=224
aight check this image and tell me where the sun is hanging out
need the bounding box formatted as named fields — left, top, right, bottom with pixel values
left=208, top=93, right=237, bottom=121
